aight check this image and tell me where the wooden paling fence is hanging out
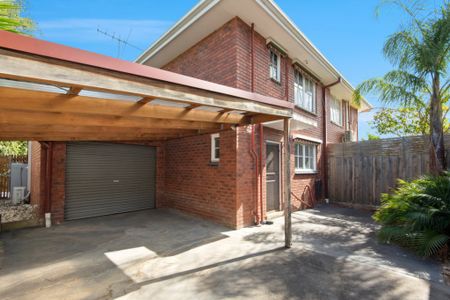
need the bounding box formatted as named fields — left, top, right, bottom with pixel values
left=0, top=155, right=27, bottom=199
left=327, top=135, right=450, bottom=209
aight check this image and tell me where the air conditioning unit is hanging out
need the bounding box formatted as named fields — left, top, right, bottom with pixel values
left=342, top=130, right=354, bottom=142
left=12, top=186, right=26, bottom=204
left=10, top=162, right=28, bottom=204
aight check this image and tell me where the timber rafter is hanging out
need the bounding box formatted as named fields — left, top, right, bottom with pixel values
left=0, top=31, right=293, bottom=141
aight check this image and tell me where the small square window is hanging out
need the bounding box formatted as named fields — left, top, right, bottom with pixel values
left=269, top=50, right=281, bottom=82
left=211, top=133, right=220, bottom=162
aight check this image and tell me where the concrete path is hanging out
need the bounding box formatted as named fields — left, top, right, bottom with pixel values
left=0, top=206, right=448, bottom=300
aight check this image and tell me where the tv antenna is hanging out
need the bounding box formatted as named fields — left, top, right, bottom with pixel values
left=97, top=27, right=143, bottom=58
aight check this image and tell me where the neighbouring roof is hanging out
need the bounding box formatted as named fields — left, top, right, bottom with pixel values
left=135, top=0, right=372, bottom=111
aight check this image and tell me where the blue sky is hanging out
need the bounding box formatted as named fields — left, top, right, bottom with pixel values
left=23, top=0, right=442, bottom=139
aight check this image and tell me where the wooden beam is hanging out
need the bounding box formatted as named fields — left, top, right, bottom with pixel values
left=186, top=104, right=202, bottom=110
left=0, top=126, right=200, bottom=141
left=249, top=114, right=286, bottom=124
left=137, top=96, right=155, bottom=104
left=0, top=124, right=197, bottom=135
left=67, top=86, right=82, bottom=95
left=284, top=118, right=292, bottom=249
left=0, top=51, right=292, bottom=117
left=0, top=87, right=247, bottom=125
left=0, top=110, right=223, bottom=131
left=0, top=133, right=174, bottom=141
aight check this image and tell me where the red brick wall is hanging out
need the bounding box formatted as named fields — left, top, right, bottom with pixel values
left=50, top=142, right=66, bottom=224
left=236, top=125, right=257, bottom=228
left=30, top=141, right=44, bottom=216
left=162, top=18, right=239, bottom=88
left=164, top=130, right=238, bottom=227
left=159, top=17, right=348, bottom=214
left=29, top=142, right=66, bottom=224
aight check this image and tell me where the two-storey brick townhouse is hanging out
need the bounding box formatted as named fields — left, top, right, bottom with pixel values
left=29, top=0, right=371, bottom=228
left=134, top=0, right=371, bottom=227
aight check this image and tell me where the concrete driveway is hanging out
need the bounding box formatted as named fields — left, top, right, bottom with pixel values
left=0, top=206, right=448, bottom=300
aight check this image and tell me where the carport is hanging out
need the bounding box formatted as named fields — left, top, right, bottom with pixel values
left=0, top=30, right=294, bottom=247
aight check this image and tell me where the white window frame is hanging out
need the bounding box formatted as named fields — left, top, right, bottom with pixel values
left=269, top=50, right=281, bottom=82
left=294, top=143, right=317, bottom=174
left=330, top=96, right=343, bottom=126
left=294, top=70, right=316, bottom=113
left=210, top=133, right=220, bottom=162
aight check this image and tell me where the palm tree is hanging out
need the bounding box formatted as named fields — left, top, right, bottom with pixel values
left=354, top=0, right=450, bottom=174
left=0, top=0, right=34, bottom=35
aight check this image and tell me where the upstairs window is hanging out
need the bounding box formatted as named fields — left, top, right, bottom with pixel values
left=269, top=50, right=281, bottom=82
left=294, top=70, right=316, bottom=113
left=330, top=96, right=342, bottom=126
left=295, top=143, right=317, bottom=173
left=211, top=133, right=220, bottom=162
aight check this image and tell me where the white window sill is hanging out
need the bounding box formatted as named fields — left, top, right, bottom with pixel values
left=270, top=77, right=281, bottom=84
left=295, top=105, right=317, bottom=116
left=294, top=170, right=318, bottom=175
left=330, top=121, right=343, bottom=127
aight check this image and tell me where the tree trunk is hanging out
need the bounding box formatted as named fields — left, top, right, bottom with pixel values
left=430, top=73, right=446, bottom=174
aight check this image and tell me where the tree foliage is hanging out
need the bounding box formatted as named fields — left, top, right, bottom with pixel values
left=354, top=0, right=450, bottom=173
left=367, top=133, right=381, bottom=140
left=371, top=106, right=450, bottom=136
left=0, top=141, right=27, bottom=156
left=0, top=0, right=34, bottom=35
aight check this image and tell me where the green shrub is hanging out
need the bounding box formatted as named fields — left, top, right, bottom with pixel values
left=374, top=173, right=450, bottom=257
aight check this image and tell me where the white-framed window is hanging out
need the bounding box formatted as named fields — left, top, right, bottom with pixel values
left=295, top=143, right=317, bottom=173
left=294, top=70, right=316, bottom=113
left=330, top=96, right=342, bottom=126
left=211, top=133, right=220, bottom=162
left=269, top=50, right=281, bottom=82
left=344, top=101, right=350, bottom=130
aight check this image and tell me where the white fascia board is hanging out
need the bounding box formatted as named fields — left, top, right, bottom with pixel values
left=135, top=0, right=220, bottom=64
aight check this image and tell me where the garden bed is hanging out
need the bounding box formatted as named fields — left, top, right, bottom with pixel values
left=0, top=200, right=38, bottom=224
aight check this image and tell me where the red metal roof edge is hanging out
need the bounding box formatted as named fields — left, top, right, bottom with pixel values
left=0, top=30, right=293, bottom=110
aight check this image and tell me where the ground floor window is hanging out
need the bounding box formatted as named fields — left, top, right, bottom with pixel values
left=294, top=143, right=317, bottom=173
left=211, top=133, right=220, bottom=162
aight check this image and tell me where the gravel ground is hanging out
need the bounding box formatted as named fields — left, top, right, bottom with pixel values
left=0, top=201, right=38, bottom=223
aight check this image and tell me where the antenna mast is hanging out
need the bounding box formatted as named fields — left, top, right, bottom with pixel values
left=96, top=27, right=142, bottom=58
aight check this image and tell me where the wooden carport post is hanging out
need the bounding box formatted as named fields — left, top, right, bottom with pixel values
left=284, top=118, right=292, bottom=248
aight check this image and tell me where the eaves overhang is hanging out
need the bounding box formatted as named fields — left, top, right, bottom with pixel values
left=136, top=0, right=372, bottom=112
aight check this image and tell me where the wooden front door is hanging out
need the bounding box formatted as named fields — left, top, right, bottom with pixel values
left=266, top=143, right=280, bottom=211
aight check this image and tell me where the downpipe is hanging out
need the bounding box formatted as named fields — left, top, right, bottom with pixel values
left=250, top=124, right=260, bottom=225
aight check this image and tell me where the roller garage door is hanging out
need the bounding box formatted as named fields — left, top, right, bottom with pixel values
left=65, top=142, right=156, bottom=220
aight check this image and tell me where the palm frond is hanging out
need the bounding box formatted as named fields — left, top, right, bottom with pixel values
left=374, top=173, right=450, bottom=257
left=354, top=77, right=424, bottom=106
